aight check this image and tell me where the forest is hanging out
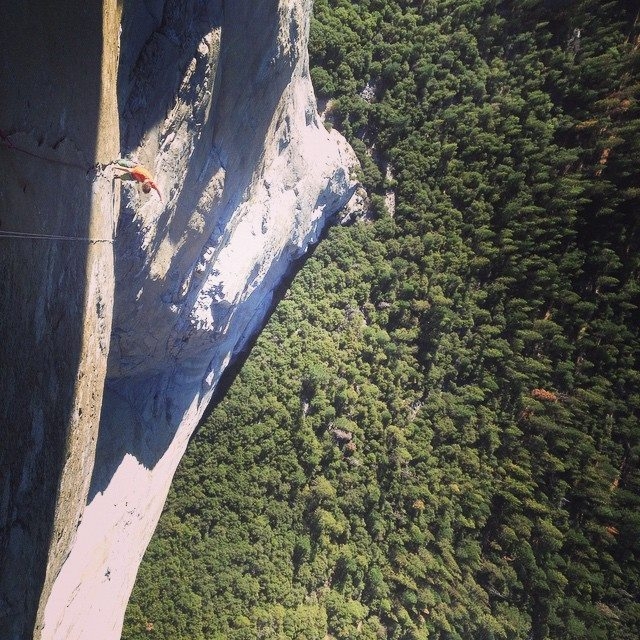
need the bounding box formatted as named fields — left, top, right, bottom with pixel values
left=122, top=1, right=640, bottom=638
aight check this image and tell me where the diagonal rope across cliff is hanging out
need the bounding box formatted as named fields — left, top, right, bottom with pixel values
left=0, top=129, right=115, bottom=243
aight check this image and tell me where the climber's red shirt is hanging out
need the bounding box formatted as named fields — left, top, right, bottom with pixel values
left=129, top=165, right=162, bottom=201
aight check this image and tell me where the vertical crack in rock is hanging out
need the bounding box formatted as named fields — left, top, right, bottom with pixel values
left=40, top=1, right=359, bottom=638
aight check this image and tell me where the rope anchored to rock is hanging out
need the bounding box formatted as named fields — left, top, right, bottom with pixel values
left=1, top=129, right=163, bottom=243
left=0, top=128, right=95, bottom=172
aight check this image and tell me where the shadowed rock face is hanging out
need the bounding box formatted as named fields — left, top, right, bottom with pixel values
left=0, top=1, right=357, bottom=639
left=0, top=2, right=120, bottom=638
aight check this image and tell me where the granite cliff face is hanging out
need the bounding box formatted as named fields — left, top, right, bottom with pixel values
left=0, top=1, right=358, bottom=638
left=0, top=2, right=121, bottom=637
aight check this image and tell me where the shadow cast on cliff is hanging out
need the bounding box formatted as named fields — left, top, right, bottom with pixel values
left=0, top=2, right=106, bottom=636
left=88, top=0, right=224, bottom=502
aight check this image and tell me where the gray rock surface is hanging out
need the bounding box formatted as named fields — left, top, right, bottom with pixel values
left=0, top=2, right=120, bottom=638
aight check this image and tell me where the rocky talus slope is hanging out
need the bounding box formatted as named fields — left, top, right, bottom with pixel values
left=0, top=1, right=358, bottom=639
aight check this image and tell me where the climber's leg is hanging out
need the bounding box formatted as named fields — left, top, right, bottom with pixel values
left=113, top=169, right=133, bottom=181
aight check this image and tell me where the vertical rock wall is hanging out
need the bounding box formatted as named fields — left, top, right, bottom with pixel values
left=0, top=2, right=121, bottom=639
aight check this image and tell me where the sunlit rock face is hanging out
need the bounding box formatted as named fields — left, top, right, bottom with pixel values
left=39, top=1, right=358, bottom=639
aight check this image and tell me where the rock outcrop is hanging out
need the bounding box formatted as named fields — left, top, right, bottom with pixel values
left=2, top=1, right=358, bottom=639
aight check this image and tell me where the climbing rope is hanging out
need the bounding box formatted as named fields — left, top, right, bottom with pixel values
left=2, top=129, right=162, bottom=244
left=0, top=128, right=94, bottom=172
left=0, top=229, right=113, bottom=244
left=0, top=128, right=114, bottom=244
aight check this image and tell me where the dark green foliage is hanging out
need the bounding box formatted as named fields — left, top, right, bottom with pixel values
left=123, top=1, right=640, bottom=639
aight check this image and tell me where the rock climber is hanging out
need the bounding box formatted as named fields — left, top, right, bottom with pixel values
left=113, top=158, right=163, bottom=201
